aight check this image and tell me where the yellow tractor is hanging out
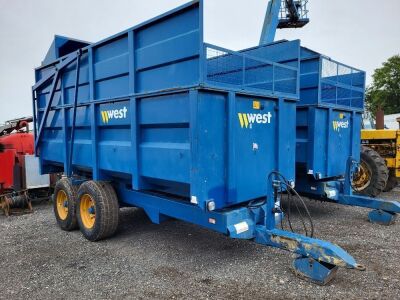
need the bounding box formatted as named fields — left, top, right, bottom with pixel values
left=353, top=117, right=400, bottom=197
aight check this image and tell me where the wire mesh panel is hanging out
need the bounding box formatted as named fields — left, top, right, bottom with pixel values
left=320, top=57, right=365, bottom=109
left=321, top=59, right=338, bottom=82
left=243, top=56, right=273, bottom=91
left=275, top=65, right=297, bottom=95
left=338, top=64, right=353, bottom=85
left=206, top=47, right=244, bottom=86
left=205, top=44, right=298, bottom=97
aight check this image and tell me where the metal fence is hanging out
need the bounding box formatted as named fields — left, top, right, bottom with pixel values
left=205, top=43, right=298, bottom=97
left=320, top=57, right=365, bottom=109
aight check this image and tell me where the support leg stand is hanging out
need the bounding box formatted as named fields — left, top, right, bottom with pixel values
left=368, top=209, right=397, bottom=226
left=292, top=256, right=338, bottom=285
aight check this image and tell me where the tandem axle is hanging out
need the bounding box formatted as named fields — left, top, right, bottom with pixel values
left=52, top=174, right=365, bottom=286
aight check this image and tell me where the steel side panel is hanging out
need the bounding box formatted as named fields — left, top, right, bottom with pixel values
left=35, top=87, right=296, bottom=209
left=193, top=91, right=226, bottom=208
left=278, top=98, right=296, bottom=182
left=296, top=106, right=362, bottom=178
left=139, top=93, right=191, bottom=184
left=35, top=1, right=202, bottom=109
left=312, top=108, right=328, bottom=176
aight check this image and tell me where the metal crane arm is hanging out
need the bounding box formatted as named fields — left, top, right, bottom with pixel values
left=260, top=0, right=309, bottom=45
left=260, top=0, right=282, bottom=45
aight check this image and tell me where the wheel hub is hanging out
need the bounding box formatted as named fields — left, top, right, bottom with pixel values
left=56, top=190, right=69, bottom=220
left=353, top=161, right=372, bottom=191
left=80, top=194, right=96, bottom=229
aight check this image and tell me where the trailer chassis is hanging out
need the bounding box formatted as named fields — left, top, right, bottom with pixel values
left=112, top=175, right=364, bottom=285
left=296, top=158, right=400, bottom=225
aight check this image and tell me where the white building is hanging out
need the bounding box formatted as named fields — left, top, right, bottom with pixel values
left=385, top=113, right=400, bottom=129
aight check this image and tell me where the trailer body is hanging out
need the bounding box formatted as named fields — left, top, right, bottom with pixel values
left=33, top=2, right=299, bottom=211
left=293, top=48, right=399, bottom=223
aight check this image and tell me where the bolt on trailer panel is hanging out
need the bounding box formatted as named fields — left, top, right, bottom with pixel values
left=296, top=106, right=362, bottom=180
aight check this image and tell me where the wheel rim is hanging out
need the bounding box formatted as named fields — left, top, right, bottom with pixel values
left=80, top=194, right=96, bottom=229
left=56, top=190, right=69, bottom=220
left=353, top=161, right=372, bottom=191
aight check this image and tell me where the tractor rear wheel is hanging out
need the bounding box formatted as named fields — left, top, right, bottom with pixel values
left=53, top=178, right=79, bottom=231
left=384, top=170, right=399, bottom=192
left=76, top=181, right=119, bottom=241
left=353, top=146, right=389, bottom=197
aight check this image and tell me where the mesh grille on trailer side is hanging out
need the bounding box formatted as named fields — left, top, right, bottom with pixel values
left=205, top=45, right=298, bottom=97
left=320, top=58, right=365, bottom=110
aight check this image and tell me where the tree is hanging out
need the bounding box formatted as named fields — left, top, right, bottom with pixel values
left=365, top=55, right=400, bottom=116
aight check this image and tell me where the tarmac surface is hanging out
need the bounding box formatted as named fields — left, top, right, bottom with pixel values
left=0, top=187, right=399, bottom=299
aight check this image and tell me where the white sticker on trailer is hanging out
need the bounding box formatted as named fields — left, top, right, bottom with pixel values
left=190, top=196, right=198, bottom=204
left=234, top=222, right=249, bottom=234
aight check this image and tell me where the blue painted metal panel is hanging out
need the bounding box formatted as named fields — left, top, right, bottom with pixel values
left=135, top=4, right=201, bottom=93
left=234, top=95, right=276, bottom=201
left=42, top=35, right=90, bottom=66
left=35, top=89, right=297, bottom=209
left=296, top=106, right=362, bottom=179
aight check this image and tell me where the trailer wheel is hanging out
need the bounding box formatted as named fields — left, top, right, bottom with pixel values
left=353, top=146, right=389, bottom=197
left=384, top=170, right=398, bottom=192
left=53, top=178, right=79, bottom=231
left=76, top=181, right=119, bottom=241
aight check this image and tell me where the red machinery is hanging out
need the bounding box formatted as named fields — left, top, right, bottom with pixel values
left=0, top=117, right=50, bottom=216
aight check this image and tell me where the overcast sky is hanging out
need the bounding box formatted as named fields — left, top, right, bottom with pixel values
left=0, top=0, right=399, bottom=123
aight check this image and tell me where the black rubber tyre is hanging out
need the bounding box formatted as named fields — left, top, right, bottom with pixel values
left=53, top=178, right=79, bottom=231
left=353, top=146, right=389, bottom=197
left=76, top=181, right=119, bottom=241
left=384, top=170, right=399, bottom=192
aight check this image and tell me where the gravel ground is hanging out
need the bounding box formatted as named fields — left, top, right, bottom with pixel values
left=0, top=188, right=399, bottom=300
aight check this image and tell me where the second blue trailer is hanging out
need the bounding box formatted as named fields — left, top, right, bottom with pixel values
left=241, top=41, right=400, bottom=225
left=295, top=46, right=400, bottom=225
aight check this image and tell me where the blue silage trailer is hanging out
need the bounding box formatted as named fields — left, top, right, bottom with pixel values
left=32, top=0, right=364, bottom=284
left=241, top=41, right=400, bottom=225
left=294, top=47, right=400, bottom=225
